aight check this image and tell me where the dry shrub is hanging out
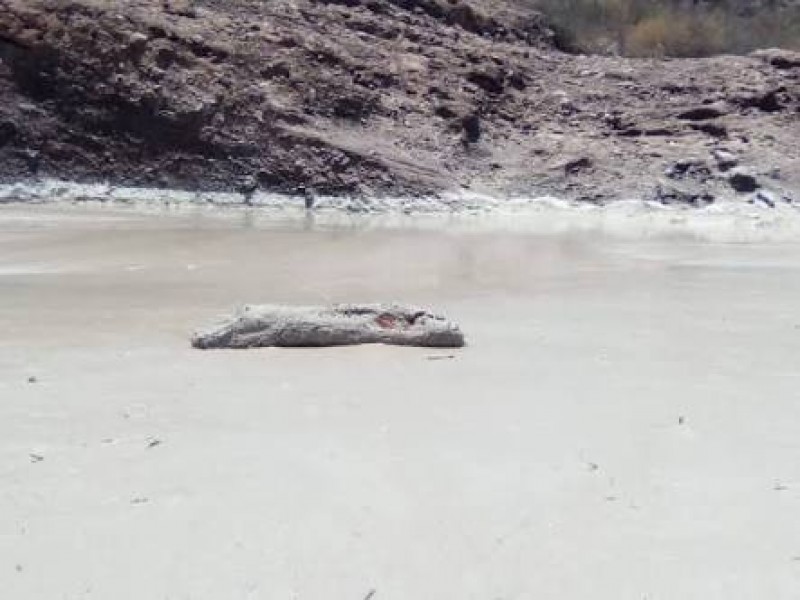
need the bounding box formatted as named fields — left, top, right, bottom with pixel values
left=532, top=0, right=800, bottom=57
left=625, top=11, right=728, bottom=57
left=624, top=14, right=671, bottom=56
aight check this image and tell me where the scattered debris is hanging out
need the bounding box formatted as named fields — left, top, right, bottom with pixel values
left=653, top=183, right=714, bottom=206
left=664, top=158, right=711, bottom=182
left=146, top=438, right=162, bottom=449
left=28, top=453, right=44, bottom=463
left=711, top=148, right=738, bottom=171
left=753, top=190, right=777, bottom=208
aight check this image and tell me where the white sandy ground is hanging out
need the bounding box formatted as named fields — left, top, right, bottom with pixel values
left=1, top=202, right=800, bottom=600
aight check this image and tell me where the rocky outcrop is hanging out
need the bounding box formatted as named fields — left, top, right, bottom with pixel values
left=192, top=304, right=466, bottom=349
left=0, top=0, right=797, bottom=203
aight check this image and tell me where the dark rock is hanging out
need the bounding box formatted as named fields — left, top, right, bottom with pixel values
left=665, top=159, right=712, bottom=182
left=654, top=183, right=714, bottom=206
left=164, top=0, right=198, bottom=18
left=739, top=89, right=785, bottom=113
left=751, top=49, right=800, bottom=70
left=261, top=62, right=291, bottom=79
left=319, top=0, right=363, bottom=6
left=434, top=104, right=459, bottom=119
left=331, top=92, right=379, bottom=120
left=754, top=90, right=784, bottom=113
left=127, top=32, right=149, bottom=53
left=690, top=122, right=728, bottom=138
left=14, top=148, right=40, bottom=174
left=0, top=121, right=17, bottom=147
left=728, top=169, right=760, bottom=193
left=466, top=69, right=504, bottom=94
left=678, top=105, right=727, bottom=120
left=154, top=47, right=179, bottom=70
left=641, top=123, right=677, bottom=137
left=445, top=3, right=487, bottom=35
left=506, top=71, right=527, bottom=91
left=563, top=157, right=592, bottom=175
left=462, top=113, right=481, bottom=143
left=616, top=127, right=642, bottom=137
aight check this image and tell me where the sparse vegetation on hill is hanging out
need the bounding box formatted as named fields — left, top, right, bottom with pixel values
left=534, top=0, right=800, bottom=56
left=0, top=0, right=798, bottom=203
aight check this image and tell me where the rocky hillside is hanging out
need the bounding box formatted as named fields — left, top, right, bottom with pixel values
left=0, top=0, right=798, bottom=203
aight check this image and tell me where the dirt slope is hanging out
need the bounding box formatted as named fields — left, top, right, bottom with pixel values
left=0, top=0, right=798, bottom=202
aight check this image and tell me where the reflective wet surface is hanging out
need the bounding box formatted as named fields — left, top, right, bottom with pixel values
left=2, top=204, right=800, bottom=599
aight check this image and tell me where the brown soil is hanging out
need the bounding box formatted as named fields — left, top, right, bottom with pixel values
left=0, top=0, right=798, bottom=202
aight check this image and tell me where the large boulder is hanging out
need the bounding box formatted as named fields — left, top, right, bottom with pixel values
left=192, top=304, right=466, bottom=349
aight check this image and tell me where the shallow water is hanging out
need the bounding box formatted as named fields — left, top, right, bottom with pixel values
left=2, top=203, right=800, bottom=599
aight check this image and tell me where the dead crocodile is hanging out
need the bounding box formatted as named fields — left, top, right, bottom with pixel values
left=191, top=304, right=465, bottom=349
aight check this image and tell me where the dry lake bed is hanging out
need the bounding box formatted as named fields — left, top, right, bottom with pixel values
left=2, top=202, right=800, bottom=599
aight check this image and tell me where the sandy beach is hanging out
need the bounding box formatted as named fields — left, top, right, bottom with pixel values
left=2, top=202, right=800, bottom=599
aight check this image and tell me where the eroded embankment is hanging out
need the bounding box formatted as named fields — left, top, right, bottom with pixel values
left=0, top=0, right=798, bottom=203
